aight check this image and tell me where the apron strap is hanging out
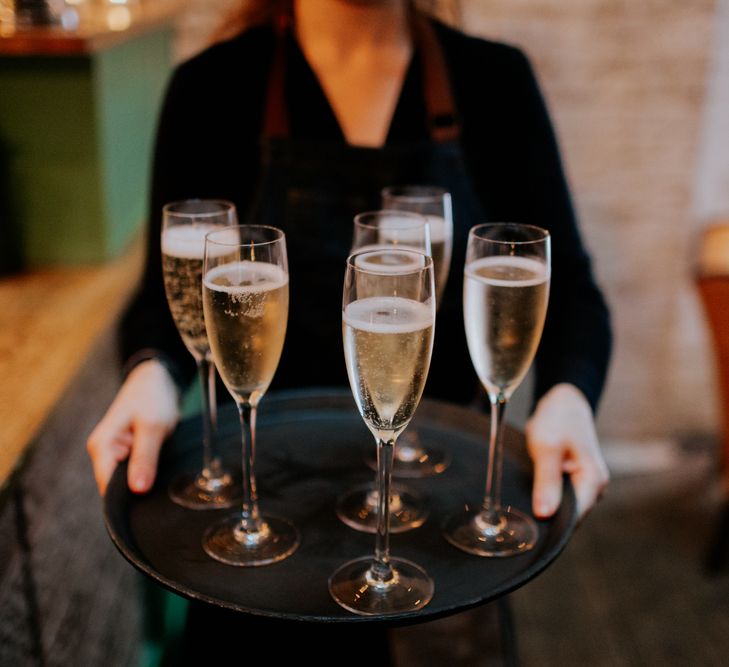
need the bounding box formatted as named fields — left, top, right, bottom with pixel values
left=262, top=10, right=461, bottom=143
left=410, top=12, right=461, bottom=143
left=262, top=12, right=291, bottom=139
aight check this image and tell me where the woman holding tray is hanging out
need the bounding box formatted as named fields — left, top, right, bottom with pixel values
left=87, top=0, right=611, bottom=663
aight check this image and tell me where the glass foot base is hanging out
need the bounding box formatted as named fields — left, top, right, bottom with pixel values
left=203, top=514, right=300, bottom=567
left=443, top=506, right=538, bottom=557
left=168, top=470, right=242, bottom=510
left=329, top=556, right=434, bottom=616
left=336, top=483, right=429, bottom=534
left=365, top=438, right=450, bottom=478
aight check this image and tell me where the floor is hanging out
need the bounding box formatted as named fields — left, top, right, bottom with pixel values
left=0, top=331, right=143, bottom=667
left=0, top=238, right=143, bottom=489
left=393, top=439, right=729, bottom=666
left=511, top=453, right=729, bottom=667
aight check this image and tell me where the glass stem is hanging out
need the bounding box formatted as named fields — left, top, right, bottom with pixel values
left=207, top=358, right=218, bottom=436
left=482, top=393, right=507, bottom=523
left=197, top=358, right=218, bottom=476
left=237, top=402, right=263, bottom=535
left=372, top=436, right=396, bottom=585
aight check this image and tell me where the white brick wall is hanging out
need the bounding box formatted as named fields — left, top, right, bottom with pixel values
left=461, top=0, right=721, bottom=440
left=694, top=0, right=729, bottom=222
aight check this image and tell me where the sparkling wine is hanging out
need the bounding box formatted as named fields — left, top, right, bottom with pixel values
left=464, top=255, right=549, bottom=397
left=203, top=261, right=288, bottom=403
left=161, top=225, right=226, bottom=358
left=343, top=296, right=434, bottom=433
left=353, top=245, right=427, bottom=272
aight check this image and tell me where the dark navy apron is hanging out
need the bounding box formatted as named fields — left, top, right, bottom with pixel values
left=183, top=13, right=490, bottom=666
left=186, top=15, right=500, bottom=667
left=250, top=12, right=485, bottom=405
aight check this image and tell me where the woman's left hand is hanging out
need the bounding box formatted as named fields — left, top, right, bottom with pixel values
left=525, top=383, right=609, bottom=522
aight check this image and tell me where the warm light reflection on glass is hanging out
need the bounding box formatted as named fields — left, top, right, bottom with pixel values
left=106, top=5, right=131, bottom=31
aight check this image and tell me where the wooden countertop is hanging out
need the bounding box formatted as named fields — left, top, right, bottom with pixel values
left=0, top=238, right=144, bottom=491
left=0, top=0, right=181, bottom=56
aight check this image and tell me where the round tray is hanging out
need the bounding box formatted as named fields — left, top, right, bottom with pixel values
left=104, top=388, right=576, bottom=625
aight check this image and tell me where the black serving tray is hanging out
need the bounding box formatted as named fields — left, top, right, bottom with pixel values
left=104, top=388, right=575, bottom=625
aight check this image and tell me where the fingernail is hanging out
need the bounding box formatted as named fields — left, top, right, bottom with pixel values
left=132, top=474, right=148, bottom=492
left=536, top=491, right=559, bottom=516
left=536, top=502, right=553, bottom=517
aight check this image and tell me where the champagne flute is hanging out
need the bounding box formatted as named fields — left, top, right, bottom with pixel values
left=351, top=209, right=432, bottom=255
left=381, top=186, right=453, bottom=304
left=337, top=210, right=431, bottom=534
left=162, top=200, right=242, bottom=509
left=443, top=223, right=550, bottom=557
left=201, top=225, right=299, bottom=566
left=378, top=185, right=454, bottom=478
left=329, top=247, right=435, bottom=615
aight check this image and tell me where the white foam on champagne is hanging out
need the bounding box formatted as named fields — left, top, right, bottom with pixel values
left=466, top=255, right=549, bottom=287
left=344, top=296, right=433, bottom=334
left=204, top=261, right=288, bottom=294
left=376, top=215, right=427, bottom=245
left=375, top=215, right=449, bottom=245
left=162, top=225, right=238, bottom=259
left=353, top=247, right=427, bottom=273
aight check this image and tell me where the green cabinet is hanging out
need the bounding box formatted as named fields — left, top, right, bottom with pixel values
left=0, top=26, right=172, bottom=265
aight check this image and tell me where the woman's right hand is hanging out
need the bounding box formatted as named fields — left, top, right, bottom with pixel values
left=87, top=360, right=180, bottom=496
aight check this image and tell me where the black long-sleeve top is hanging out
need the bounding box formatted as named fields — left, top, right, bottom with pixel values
left=121, top=19, right=611, bottom=411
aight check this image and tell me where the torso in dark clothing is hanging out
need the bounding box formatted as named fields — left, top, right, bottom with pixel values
left=121, top=19, right=611, bottom=411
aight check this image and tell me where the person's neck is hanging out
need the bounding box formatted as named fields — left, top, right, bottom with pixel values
left=293, top=0, right=411, bottom=59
